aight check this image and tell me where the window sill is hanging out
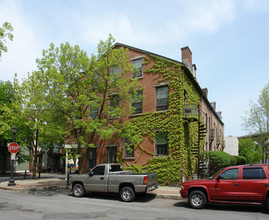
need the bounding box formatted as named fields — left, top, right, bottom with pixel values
left=153, top=155, right=168, bottom=158
left=132, top=76, right=144, bottom=80
left=155, top=109, right=169, bottom=113
left=129, top=113, right=144, bottom=118
left=123, top=157, right=135, bottom=160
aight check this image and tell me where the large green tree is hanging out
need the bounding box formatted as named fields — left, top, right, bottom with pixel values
left=31, top=35, right=140, bottom=173
left=0, top=21, right=13, bottom=60
left=0, top=81, right=15, bottom=174
left=18, top=72, right=67, bottom=179
left=238, top=138, right=261, bottom=164
left=242, top=82, right=269, bottom=163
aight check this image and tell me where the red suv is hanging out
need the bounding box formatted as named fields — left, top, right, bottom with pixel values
left=180, top=164, right=269, bottom=210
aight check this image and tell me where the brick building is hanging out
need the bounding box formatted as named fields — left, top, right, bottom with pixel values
left=80, top=43, right=224, bottom=184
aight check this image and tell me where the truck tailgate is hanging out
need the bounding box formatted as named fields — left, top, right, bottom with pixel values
left=147, top=173, right=158, bottom=186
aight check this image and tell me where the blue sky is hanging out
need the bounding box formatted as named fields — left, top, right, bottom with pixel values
left=1, top=0, right=269, bottom=137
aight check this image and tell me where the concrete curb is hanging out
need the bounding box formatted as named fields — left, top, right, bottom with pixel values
left=0, top=180, right=183, bottom=200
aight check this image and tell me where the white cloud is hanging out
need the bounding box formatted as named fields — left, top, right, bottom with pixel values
left=0, top=0, right=42, bottom=82
left=244, top=0, right=269, bottom=11
left=183, top=0, right=235, bottom=33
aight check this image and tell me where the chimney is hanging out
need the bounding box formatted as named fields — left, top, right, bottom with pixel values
left=202, top=88, right=208, bottom=98
left=181, top=46, right=192, bottom=68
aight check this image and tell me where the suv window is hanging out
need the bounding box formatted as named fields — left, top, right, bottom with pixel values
left=220, top=168, right=238, bottom=180
left=243, top=167, right=266, bottom=179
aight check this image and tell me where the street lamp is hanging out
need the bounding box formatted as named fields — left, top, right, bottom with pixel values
left=8, top=126, right=17, bottom=186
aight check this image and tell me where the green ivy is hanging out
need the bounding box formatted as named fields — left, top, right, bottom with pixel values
left=120, top=55, right=203, bottom=185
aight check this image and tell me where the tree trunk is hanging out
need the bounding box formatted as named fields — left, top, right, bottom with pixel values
left=32, top=130, right=39, bottom=179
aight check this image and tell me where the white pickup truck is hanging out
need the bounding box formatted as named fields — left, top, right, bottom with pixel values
left=70, top=163, right=158, bottom=202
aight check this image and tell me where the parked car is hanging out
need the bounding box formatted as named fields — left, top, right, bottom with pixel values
left=180, top=164, right=269, bottom=210
left=70, top=163, right=158, bottom=202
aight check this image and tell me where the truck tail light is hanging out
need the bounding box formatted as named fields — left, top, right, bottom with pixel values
left=143, top=176, right=148, bottom=185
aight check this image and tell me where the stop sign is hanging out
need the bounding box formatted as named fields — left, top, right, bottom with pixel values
left=8, top=142, right=20, bottom=154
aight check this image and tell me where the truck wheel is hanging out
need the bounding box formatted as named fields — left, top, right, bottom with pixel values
left=188, top=190, right=207, bottom=209
left=120, top=186, right=135, bottom=202
left=73, top=183, right=85, bottom=197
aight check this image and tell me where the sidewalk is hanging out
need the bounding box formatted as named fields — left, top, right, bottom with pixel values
left=0, top=178, right=182, bottom=200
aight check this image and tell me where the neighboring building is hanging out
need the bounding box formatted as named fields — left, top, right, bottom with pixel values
left=77, top=44, right=224, bottom=184
left=224, top=136, right=239, bottom=156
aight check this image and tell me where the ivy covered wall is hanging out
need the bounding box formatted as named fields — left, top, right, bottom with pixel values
left=120, top=54, right=202, bottom=185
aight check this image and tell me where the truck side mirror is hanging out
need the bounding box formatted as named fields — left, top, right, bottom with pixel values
left=89, top=171, right=94, bottom=177
left=217, top=175, right=222, bottom=180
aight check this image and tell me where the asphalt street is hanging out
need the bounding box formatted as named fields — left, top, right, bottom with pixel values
left=0, top=189, right=268, bottom=220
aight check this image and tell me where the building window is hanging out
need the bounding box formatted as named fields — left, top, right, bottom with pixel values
left=112, top=66, right=120, bottom=82
left=155, top=133, right=168, bottom=156
left=132, top=58, right=143, bottom=78
left=109, top=94, right=119, bottom=109
left=156, top=86, right=168, bottom=111
left=107, top=146, right=117, bottom=163
left=131, top=90, right=142, bottom=114
left=87, top=147, right=96, bottom=168
left=90, top=107, right=98, bottom=119
left=124, top=139, right=134, bottom=157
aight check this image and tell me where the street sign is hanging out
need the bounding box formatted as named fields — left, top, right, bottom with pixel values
left=8, top=142, right=20, bottom=154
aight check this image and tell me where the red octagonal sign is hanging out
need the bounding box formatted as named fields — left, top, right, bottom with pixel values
left=8, top=142, right=20, bottom=154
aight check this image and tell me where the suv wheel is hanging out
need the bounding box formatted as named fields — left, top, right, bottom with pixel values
left=120, top=186, right=135, bottom=202
left=73, top=183, right=85, bottom=197
left=266, top=196, right=269, bottom=212
left=188, top=190, right=207, bottom=209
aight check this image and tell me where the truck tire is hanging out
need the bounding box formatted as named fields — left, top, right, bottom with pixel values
left=73, top=183, right=85, bottom=197
left=120, top=186, right=135, bottom=202
left=188, top=190, right=207, bottom=209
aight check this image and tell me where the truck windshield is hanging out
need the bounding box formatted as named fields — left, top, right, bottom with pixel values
left=110, top=165, right=123, bottom=172
left=207, top=168, right=224, bottom=180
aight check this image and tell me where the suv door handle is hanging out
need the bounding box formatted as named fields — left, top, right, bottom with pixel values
left=100, top=177, right=104, bottom=180
left=234, top=183, right=239, bottom=186
left=264, top=184, right=269, bottom=186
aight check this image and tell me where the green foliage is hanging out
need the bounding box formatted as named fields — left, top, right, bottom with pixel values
left=234, top=155, right=247, bottom=165
left=0, top=21, right=13, bottom=59
left=31, top=34, right=140, bottom=174
left=239, top=138, right=261, bottom=164
left=202, top=151, right=231, bottom=176
left=242, top=82, right=269, bottom=163
left=121, top=55, right=201, bottom=185
left=229, top=155, right=237, bottom=166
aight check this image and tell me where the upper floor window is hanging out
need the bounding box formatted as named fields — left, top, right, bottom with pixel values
left=156, top=86, right=168, bottom=111
left=131, top=90, right=142, bottom=114
left=90, top=107, right=98, bottom=119
left=109, top=94, right=119, bottom=118
left=155, top=133, right=168, bottom=156
left=111, top=66, right=121, bottom=82
left=109, top=94, right=119, bottom=109
left=132, top=58, right=143, bottom=78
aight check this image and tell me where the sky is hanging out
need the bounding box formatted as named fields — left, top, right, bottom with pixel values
left=0, top=0, right=269, bottom=137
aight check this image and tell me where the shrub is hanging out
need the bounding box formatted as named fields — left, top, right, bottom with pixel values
left=202, top=151, right=231, bottom=176
left=234, top=155, right=247, bottom=165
